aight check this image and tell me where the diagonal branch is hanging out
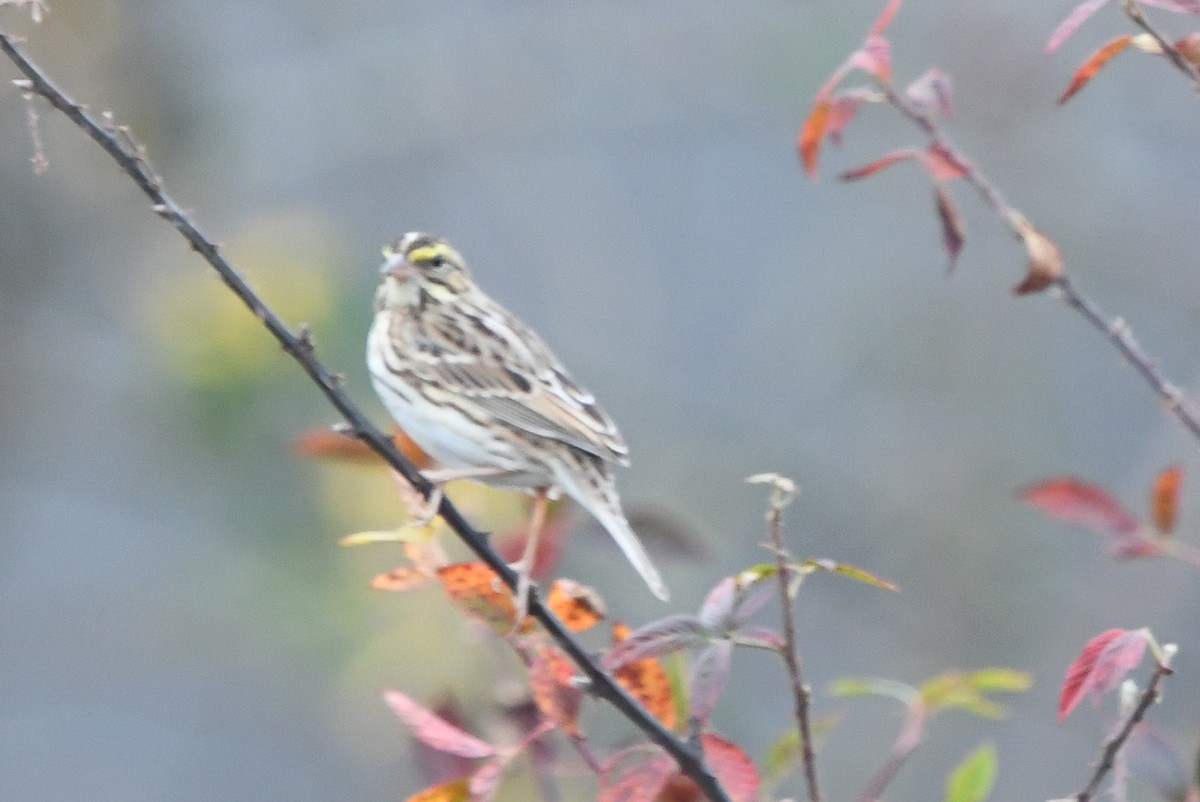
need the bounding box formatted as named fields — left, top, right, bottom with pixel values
left=877, top=80, right=1200, bottom=446
left=1121, top=0, right=1200, bottom=90
left=0, top=29, right=732, bottom=802
left=1074, top=661, right=1173, bottom=802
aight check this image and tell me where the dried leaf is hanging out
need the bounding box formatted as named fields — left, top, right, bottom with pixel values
left=529, top=644, right=582, bottom=737
left=437, top=563, right=532, bottom=636
left=612, top=623, right=679, bottom=730
left=1013, top=218, right=1063, bottom=294
left=384, top=691, right=496, bottom=758
left=404, top=778, right=472, bottom=802
left=371, top=566, right=434, bottom=592
left=1047, top=0, right=1114, bottom=54
left=1059, top=628, right=1150, bottom=723
left=935, top=183, right=966, bottom=273
left=1151, top=465, right=1183, bottom=536
left=545, top=578, right=605, bottom=633
left=1058, top=36, right=1135, bottom=104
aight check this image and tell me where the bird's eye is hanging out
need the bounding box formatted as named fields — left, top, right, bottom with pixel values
left=428, top=254, right=445, bottom=267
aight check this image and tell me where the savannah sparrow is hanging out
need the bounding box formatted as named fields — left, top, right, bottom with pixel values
left=366, top=232, right=670, bottom=609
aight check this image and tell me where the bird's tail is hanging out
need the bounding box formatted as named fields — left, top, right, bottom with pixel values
left=558, top=461, right=670, bottom=602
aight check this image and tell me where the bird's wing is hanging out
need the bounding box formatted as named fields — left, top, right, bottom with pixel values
left=408, top=302, right=629, bottom=464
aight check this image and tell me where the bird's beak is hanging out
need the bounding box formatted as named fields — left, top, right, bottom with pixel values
left=380, top=251, right=411, bottom=281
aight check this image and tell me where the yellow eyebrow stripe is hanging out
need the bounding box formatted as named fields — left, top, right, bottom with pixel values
left=407, top=244, right=453, bottom=264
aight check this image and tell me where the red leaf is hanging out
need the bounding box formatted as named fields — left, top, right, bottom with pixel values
left=849, top=35, right=893, bottom=83
left=870, top=0, right=903, bottom=37
left=1151, top=465, right=1183, bottom=536
left=1047, top=0, right=1114, bottom=54
left=1175, top=32, right=1200, bottom=66
left=703, top=734, right=762, bottom=802
left=799, top=100, right=832, bottom=177
left=1020, top=478, right=1140, bottom=536
left=839, top=148, right=921, bottom=181
left=384, top=691, right=496, bottom=758
left=1058, top=36, right=1135, bottom=104
left=1058, top=628, right=1149, bottom=723
left=924, top=144, right=970, bottom=181
left=934, top=184, right=966, bottom=273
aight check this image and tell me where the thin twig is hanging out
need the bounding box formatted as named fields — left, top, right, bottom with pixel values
left=1121, top=0, right=1200, bottom=91
left=1054, top=276, right=1200, bottom=442
left=1074, top=662, right=1173, bottom=802
left=756, top=475, right=822, bottom=802
left=0, top=30, right=731, bottom=802
left=878, top=80, right=1200, bottom=447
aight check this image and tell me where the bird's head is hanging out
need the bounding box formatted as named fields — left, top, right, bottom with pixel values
left=375, top=232, right=471, bottom=311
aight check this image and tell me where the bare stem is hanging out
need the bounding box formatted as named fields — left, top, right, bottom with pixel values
left=762, top=483, right=822, bottom=802
left=1121, top=0, right=1200, bottom=91
left=879, top=80, right=1200, bottom=448
left=0, top=29, right=731, bottom=802
left=1074, top=662, right=1173, bottom=802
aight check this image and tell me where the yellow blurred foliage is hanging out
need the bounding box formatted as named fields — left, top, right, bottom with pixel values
left=145, top=211, right=336, bottom=385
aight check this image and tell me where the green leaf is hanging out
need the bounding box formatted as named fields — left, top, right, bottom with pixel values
left=763, top=715, right=842, bottom=781
left=945, top=743, right=997, bottom=802
left=829, top=677, right=917, bottom=704
left=795, top=559, right=899, bottom=591
left=920, top=670, right=1029, bottom=719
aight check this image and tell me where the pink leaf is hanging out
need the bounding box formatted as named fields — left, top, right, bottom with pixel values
left=1020, top=478, right=1140, bottom=537
left=827, top=89, right=876, bottom=145
left=602, top=614, right=710, bottom=670
left=849, top=35, right=893, bottom=82
left=1047, top=0, right=1114, bottom=54
left=698, top=577, right=737, bottom=630
left=1058, top=628, right=1149, bottom=723
left=384, top=691, right=496, bottom=759
left=839, top=148, right=921, bottom=181
left=468, top=762, right=505, bottom=802
left=924, top=144, right=970, bottom=181
left=703, top=734, right=762, bottom=802
left=599, top=749, right=675, bottom=802
left=689, top=640, right=734, bottom=725
left=870, top=0, right=904, bottom=36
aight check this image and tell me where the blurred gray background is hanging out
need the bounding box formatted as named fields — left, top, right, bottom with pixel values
left=3, top=1, right=1200, bottom=800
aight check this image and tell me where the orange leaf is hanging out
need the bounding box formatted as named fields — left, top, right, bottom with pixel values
left=1058, top=36, right=1135, bottom=105
left=1059, top=629, right=1149, bottom=723
left=546, top=579, right=606, bottom=633
left=529, top=644, right=583, bottom=737
left=1175, top=33, right=1200, bottom=68
left=437, top=563, right=533, bottom=636
left=799, top=100, right=832, bottom=177
left=1151, top=465, right=1183, bottom=536
left=372, top=566, right=434, bottom=592
left=1012, top=219, right=1064, bottom=295
left=292, top=426, right=433, bottom=469
left=405, top=778, right=472, bottom=802
left=612, top=623, right=678, bottom=730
